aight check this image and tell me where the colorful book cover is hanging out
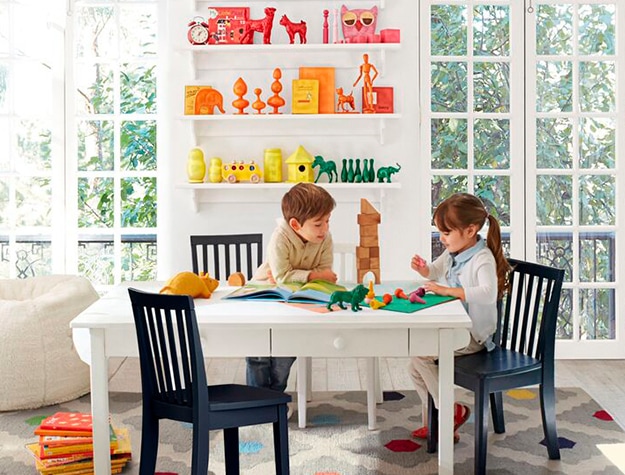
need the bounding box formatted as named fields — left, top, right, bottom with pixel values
left=291, top=79, right=319, bottom=114
left=206, top=7, right=250, bottom=44
left=363, top=86, right=394, bottom=113
left=298, top=67, right=335, bottom=114
left=35, top=413, right=94, bottom=437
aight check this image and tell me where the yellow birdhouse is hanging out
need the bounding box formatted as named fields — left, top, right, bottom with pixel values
left=285, top=145, right=314, bottom=183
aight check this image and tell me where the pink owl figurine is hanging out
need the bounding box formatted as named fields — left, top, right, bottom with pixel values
left=340, top=5, right=378, bottom=43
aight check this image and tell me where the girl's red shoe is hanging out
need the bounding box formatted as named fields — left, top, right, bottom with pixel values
left=411, top=403, right=470, bottom=443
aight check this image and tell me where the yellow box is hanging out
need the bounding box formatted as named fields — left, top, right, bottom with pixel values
left=291, top=79, right=319, bottom=114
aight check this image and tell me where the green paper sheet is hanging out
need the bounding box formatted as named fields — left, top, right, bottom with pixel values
left=365, top=294, right=457, bottom=313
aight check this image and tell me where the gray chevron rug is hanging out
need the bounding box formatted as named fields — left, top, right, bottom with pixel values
left=1, top=388, right=624, bottom=475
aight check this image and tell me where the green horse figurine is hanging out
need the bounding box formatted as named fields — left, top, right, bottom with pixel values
left=327, top=284, right=368, bottom=312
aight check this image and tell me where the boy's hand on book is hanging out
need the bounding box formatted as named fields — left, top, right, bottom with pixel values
left=309, top=269, right=338, bottom=283
left=266, top=269, right=276, bottom=284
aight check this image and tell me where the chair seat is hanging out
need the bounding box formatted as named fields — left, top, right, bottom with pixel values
left=208, top=384, right=292, bottom=411
left=455, top=347, right=541, bottom=378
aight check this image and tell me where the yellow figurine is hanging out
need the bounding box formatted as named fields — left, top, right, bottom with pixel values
left=160, top=271, right=219, bottom=298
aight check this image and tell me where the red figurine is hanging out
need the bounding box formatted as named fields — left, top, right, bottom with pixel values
left=322, top=10, right=329, bottom=44
left=279, top=14, right=307, bottom=44
left=240, top=7, right=276, bottom=44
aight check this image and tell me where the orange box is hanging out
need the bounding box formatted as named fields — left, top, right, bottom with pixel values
left=299, top=67, right=335, bottom=114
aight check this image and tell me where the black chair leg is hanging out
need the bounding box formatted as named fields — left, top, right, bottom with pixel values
left=490, top=391, right=505, bottom=434
left=273, top=404, right=290, bottom=475
left=540, top=383, right=561, bottom=460
left=191, top=425, right=210, bottom=475
left=474, top=385, right=489, bottom=475
left=139, top=414, right=159, bottom=475
left=426, top=393, right=438, bottom=453
left=223, top=427, right=240, bottom=475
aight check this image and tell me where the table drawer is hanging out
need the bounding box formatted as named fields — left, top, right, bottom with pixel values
left=272, top=329, right=409, bottom=357
left=201, top=328, right=271, bottom=357
left=409, top=328, right=470, bottom=356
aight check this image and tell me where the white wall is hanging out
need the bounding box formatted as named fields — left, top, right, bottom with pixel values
left=159, top=0, right=427, bottom=281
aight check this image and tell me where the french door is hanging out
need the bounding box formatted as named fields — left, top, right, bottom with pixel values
left=420, top=0, right=624, bottom=357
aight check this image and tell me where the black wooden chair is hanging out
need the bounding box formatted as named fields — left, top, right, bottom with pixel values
left=129, top=288, right=291, bottom=475
left=427, top=258, right=565, bottom=475
left=190, top=234, right=263, bottom=281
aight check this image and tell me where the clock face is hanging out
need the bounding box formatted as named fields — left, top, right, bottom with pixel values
left=189, top=24, right=209, bottom=45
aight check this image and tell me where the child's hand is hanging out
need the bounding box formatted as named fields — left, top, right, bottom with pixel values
left=411, top=254, right=428, bottom=276
left=310, top=269, right=338, bottom=283
left=266, top=269, right=276, bottom=284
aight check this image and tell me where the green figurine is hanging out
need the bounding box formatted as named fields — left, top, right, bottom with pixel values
left=313, top=155, right=338, bottom=183
left=376, top=163, right=401, bottom=183
left=327, top=284, right=369, bottom=312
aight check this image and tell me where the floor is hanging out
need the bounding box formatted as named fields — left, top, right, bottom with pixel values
left=108, top=357, right=625, bottom=431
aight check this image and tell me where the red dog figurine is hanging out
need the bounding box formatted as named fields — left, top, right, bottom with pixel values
left=279, top=14, right=307, bottom=44
left=240, top=7, right=276, bottom=44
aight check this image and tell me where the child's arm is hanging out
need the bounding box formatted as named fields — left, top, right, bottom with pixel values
left=309, top=235, right=337, bottom=282
left=411, top=254, right=430, bottom=278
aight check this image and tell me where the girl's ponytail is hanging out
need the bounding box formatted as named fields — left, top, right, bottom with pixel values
left=486, top=214, right=511, bottom=299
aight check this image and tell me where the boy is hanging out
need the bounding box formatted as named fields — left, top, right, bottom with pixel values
left=246, top=182, right=337, bottom=397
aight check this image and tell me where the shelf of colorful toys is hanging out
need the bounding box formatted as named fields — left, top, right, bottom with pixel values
left=195, top=0, right=387, bottom=9
left=177, top=181, right=401, bottom=212
left=181, top=113, right=401, bottom=144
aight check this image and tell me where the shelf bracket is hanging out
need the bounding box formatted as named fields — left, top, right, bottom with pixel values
left=191, top=188, right=199, bottom=213
left=380, top=48, right=387, bottom=77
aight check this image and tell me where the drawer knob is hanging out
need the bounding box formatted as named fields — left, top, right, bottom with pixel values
left=333, top=337, right=345, bottom=350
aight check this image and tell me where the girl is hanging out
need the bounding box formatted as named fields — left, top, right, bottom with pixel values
left=408, top=193, right=510, bottom=442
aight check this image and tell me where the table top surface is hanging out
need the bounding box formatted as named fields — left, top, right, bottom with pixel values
left=71, top=281, right=472, bottom=330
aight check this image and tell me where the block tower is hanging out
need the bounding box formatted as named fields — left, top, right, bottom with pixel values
left=357, top=198, right=381, bottom=284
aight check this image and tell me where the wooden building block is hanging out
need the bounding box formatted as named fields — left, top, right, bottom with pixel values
left=359, top=224, right=378, bottom=237
left=369, top=257, right=380, bottom=268
left=358, top=213, right=381, bottom=225
left=360, top=235, right=379, bottom=247
left=369, top=247, right=380, bottom=258
left=358, top=257, right=370, bottom=269
left=361, top=198, right=380, bottom=215
left=356, top=246, right=370, bottom=259
left=358, top=268, right=380, bottom=284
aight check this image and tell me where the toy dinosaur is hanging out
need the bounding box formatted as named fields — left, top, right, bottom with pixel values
left=326, top=284, right=368, bottom=312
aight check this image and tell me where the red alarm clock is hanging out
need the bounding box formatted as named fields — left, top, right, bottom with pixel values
left=187, top=17, right=210, bottom=45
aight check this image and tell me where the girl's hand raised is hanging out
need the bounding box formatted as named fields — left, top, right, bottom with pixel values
left=411, top=255, right=429, bottom=277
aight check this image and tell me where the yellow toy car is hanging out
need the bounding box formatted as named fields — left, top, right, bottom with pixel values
left=221, top=160, right=263, bottom=183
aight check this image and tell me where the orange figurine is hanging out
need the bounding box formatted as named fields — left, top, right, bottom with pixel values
left=267, top=68, right=285, bottom=114
left=252, top=88, right=266, bottom=114
left=353, top=53, right=379, bottom=113
left=394, top=288, right=409, bottom=299
left=232, top=77, right=249, bottom=114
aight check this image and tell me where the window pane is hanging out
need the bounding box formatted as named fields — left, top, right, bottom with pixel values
left=16, top=177, right=51, bottom=226
left=536, top=175, right=572, bottom=225
left=474, top=62, right=509, bottom=112
left=0, top=62, right=7, bottom=112
left=75, top=6, right=117, bottom=59
left=475, top=175, right=510, bottom=227
left=473, top=5, right=509, bottom=56
left=120, top=120, right=156, bottom=171
left=75, top=63, right=115, bottom=114
left=15, top=239, right=52, bottom=278
left=120, top=5, right=157, bottom=57
left=0, top=4, right=8, bottom=54
left=78, top=239, right=114, bottom=285
left=579, top=233, right=615, bottom=283
left=78, top=177, right=114, bottom=228
left=121, top=177, right=156, bottom=228
left=537, top=233, right=573, bottom=283
left=121, top=239, right=157, bottom=281
left=536, top=4, right=572, bottom=55
left=431, top=118, right=467, bottom=169
left=77, top=120, right=114, bottom=171
left=536, top=61, right=573, bottom=112
left=431, top=174, right=468, bottom=215
left=580, top=61, right=615, bottom=112
left=579, top=4, right=615, bottom=55
left=431, top=5, right=466, bottom=56
left=16, top=120, right=52, bottom=172
left=536, top=118, right=573, bottom=169
left=0, top=179, right=8, bottom=225
left=121, top=63, right=157, bottom=114
left=580, top=118, right=615, bottom=169
left=431, top=62, right=467, bottom=112
left=579, top=175, right=615, bottom=226
left=14, top=62, right=53, bottom=116
left=474, top=119, right=509, bottom=170
left=580, top=288, right=615, bottom=340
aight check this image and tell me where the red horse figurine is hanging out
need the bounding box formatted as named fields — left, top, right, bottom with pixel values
left=240, top=7, right=276, bottom=44
left=279, top=14, right=307, bottom=44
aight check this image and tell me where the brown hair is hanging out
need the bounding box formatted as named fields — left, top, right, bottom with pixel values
left=281, top=182, right=336, bottom=224
left=433, top=193, right=510, bottom=298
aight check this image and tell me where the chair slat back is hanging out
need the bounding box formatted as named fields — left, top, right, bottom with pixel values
left=500, top=259, right=564, bottom=361
left=190, top=234, right=263, bottom=281
left=129, top=289, right=207, bottom=407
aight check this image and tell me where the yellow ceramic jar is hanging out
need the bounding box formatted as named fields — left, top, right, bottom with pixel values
left=263, top=148, right=283, bottom=183
left=187, top=148, right=206, bottom=183
left=208, top=157, right=223, bottom=183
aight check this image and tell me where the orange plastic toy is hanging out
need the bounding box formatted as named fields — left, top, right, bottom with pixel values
left=232, top=77, right=249, bottom=114
left=267, top=68, right=285, bottom=114
left=394, top=288, right=409, bottom=299
left=353, top=53, right=379, bottom=113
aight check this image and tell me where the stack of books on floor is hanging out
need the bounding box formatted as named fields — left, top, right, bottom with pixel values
left=26, top=412, right=132, bottom=474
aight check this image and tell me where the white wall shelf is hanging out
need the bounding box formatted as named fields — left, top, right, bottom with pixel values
left=181, top=114, right=401, bottom=144
left=177, top=182, right=401, bottom=212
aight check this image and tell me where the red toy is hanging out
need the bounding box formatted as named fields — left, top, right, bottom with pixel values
left=240, top=7, right=276, bottom=44
left=394, top=288, right=409, bottom=299
left=280, top=14, right=307, bottom=44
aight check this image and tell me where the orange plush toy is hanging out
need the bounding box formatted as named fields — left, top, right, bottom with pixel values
left=160, top=271, right=219, bottom=298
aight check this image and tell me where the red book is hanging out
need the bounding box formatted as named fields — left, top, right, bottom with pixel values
left=35, top=412, right=94, bottom=437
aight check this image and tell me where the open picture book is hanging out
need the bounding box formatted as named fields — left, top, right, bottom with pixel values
left=224, top=279, right=347, bottom=304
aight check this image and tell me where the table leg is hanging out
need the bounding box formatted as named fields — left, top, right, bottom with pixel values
left=297, top=358, right=307, bottom=428
left=366, top=357, right=378, bottom=430
left=90, top=329, right=111, bottom=475
left=438, top=329, right=455, bottom=475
